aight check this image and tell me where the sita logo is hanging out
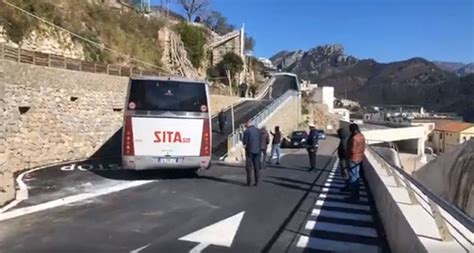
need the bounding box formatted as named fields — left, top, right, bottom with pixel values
left=154, top=131, right=191, bottom=143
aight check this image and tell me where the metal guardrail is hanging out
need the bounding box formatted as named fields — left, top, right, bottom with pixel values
left=0, top=44, right=164, bottom=77
left=226, top=89, right=298, bottom=152
left=368, top=146, right=474, bottom=241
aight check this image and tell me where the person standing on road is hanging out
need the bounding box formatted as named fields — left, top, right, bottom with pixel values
left=306, top=124, right=320, bottom=171
left=343, top=123, right=366, bottom=201
left=337, top=128, right=348, bottom=179
left=239, top=82, right=248, bottom=98
left=269, top=126, right=282, bottom=165
left=217, top=109, right=227, bottom=133
left=243, top=121, right=262, bottom=186
left=260, top=126, right=270, bottom=170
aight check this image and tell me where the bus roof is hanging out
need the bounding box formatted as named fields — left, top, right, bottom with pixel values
left=130, top=75, right=208, bottom=84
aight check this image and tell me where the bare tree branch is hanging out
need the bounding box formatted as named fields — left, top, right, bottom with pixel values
left=178, top=0, right=211, bottom=21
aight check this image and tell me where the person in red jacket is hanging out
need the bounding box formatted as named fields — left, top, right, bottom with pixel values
left=344, top=123, right=366, bottom=201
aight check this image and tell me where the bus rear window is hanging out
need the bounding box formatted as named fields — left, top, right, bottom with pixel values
left=127, top=80, right=208, bottom=112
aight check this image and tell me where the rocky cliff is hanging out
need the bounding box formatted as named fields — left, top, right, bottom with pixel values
left=414, top=140, right=474, bottom=217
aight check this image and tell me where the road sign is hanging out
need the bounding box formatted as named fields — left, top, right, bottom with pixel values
left=179, top=211, right=245, bottom=252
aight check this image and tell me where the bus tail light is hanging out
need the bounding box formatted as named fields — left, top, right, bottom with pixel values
left=123, top=116, right=135, bottom=156
left=200, top=119, right=211, bottom=157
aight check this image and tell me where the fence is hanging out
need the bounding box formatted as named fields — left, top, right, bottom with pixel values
left=0, top=44, right=165, bottom=77
left=367, top=146, right=473, bottom=250
left=226, top=89, right=298, bottom=151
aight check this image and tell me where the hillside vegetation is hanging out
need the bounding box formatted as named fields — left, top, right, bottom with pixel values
left=0, top=0, right=164, bottom=67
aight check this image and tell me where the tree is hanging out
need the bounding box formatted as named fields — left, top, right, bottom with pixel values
left=244, top=36, right=255, bottom=51
left=204, top=10, right=235, bottom=35
left=175, top=22, right=207, bottom=68
left=217, top=52, right=244, bottom=96
left=178, top=0, right=210, bottom=22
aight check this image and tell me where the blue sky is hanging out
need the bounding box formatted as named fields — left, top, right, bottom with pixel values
left=152, top=0, right=474, bottom=63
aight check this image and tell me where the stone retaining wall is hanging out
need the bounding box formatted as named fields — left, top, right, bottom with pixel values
left=0, top=60, right=235, bottom=206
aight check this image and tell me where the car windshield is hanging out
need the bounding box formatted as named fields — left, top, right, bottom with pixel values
left=292, top=131, right=307, bottom=137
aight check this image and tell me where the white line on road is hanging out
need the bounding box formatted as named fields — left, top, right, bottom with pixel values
left=0, top=180, right=154, bottom=221
left=130, top=243, right=151, bottom=253
left=318, top=193, right=369, bottom=202
left=190, top=243, right=210, bottom=253
left=305, top=220, right=378, bottom=237
left=311, top=209, right=373, bottom=222
left=296, top=236, right=380, bottom=253
left=315, top=200, right=371, bottom=211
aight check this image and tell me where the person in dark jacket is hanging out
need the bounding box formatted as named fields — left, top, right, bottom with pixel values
left=260, top=126, right=270, bottom=170
left=337, top=128, right=348, bottom=178
left=306, top=124, right=320, bottom=171
left=217, top=109, right=227, bottom=133
left=243, top=121, right=262, bottom=186
left=239, top=82, right=248, bottom=98
left=269, top=126, right=282, bottom=165
left=342, top=123, right=366, bottom=201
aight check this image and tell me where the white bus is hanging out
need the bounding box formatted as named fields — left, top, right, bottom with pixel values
left=122, top=76, right=212, bottom=171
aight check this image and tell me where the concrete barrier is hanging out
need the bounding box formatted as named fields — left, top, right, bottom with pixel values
left=364, top=149, right=472, bottom=253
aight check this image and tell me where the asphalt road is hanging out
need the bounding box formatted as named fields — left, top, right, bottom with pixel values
left=0, top=138, right=389, bottom=252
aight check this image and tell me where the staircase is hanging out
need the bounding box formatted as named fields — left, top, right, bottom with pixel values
left=159, top=27, right=199, bottom=79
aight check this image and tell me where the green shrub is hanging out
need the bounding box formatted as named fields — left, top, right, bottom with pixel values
left=175, top=22, right=207, bottom=68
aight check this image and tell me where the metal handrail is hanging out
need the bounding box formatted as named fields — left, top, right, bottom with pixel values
left=368, top=146, right=474, bottom=233
left=226, top=89, right=297, bottom=150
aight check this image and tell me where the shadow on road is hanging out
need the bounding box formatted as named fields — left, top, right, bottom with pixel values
left=90, top=127, right=123, bottom=158
left=91, top=168, right=199, bottom=181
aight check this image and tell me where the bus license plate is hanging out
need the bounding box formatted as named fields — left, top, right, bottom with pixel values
left=158, top=158, right=179, bottom=164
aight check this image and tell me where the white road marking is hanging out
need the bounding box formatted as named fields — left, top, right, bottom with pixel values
left=315, top=200, right=371, bottom=211
left=311, top=209, right=373, bottom=222
left=321, top=187, right=368, bottom=196
left=179, top=211, right=244, bottom=252
left=130, top=243, right=151, bottom=253
left=325, top=182, right=366, bottom=190
left=305, top=220, right=378, bottom=237
left=0, top=180, right=154, bottom=221
left=296, top=236, right=380, bottom=253
left=319, top=193, right=369, bottom=202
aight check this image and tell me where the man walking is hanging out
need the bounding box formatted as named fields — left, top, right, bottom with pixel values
left=337, top=128, right=348, bottom=178
left=269, top=126, right=282, bottom=165
left=260, top=126, right=270, bottom=170
left=217, top=109, right=227, bottom=133
left=306, top=124, right=320, bottom=171
left=243, top=121, right=262, bottom=186
left=344, top=123, right=366, bottom=201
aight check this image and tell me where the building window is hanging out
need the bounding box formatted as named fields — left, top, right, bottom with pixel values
left=439, top=133, right=443, bottom=139
left=463, top=137, right=467, bottom=142
left=428, top=134, right=433, bottom=142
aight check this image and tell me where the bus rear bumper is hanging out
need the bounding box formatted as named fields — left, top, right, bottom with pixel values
left=122, top=156, right=211, bottom=170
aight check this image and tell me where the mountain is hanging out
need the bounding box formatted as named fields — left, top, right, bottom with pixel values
left=434, top=61, right=474, bottom=77
left=455, top=63, right=474, bottom=77
left=271, top=44, right=474, bottom=122
left=433, top=61, right=466, bottom=72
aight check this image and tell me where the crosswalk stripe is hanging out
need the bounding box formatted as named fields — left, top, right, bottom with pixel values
left=321, top=187, right=368, bottom=196
left=305, top=220, right=378, bottom=238
left=319, top=193, right=369, bottom=202
left=312, top=208, right=373, bottom=222
left=296, top=236, right=380, bottom=253
left=324, top=182, right=366, bottom=189
left=315, top=200, right=371, bottom=211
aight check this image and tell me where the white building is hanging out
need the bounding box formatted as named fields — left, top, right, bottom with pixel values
left=332, top=108, right=350, bottom=121
left=312, top=86, right=334, bottom=111
left=300, top=80, right=318, bottom=92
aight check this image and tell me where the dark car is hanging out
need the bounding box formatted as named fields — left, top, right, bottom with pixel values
left=281, top=130, right=308, bottom=148
left=316, top=130, right=326, bottom=140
